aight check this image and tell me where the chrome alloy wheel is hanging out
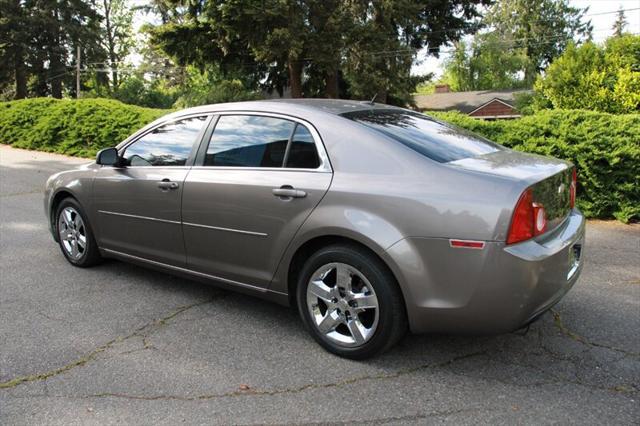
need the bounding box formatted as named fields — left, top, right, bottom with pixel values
left=57, top=207, right=87, bottom=260
left=306, top=262, right=379, bottom=347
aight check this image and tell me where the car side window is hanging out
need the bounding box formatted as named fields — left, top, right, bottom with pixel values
left=203, top=115, right=321, bottom=169
left=123, top=116, right=208, bottom=167
left=285, top=124, right=320, bottom=169
left=204, top=115, right=296, bottom=167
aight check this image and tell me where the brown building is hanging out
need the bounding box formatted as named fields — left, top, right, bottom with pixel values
left=414, top=85, right=530, bottom=120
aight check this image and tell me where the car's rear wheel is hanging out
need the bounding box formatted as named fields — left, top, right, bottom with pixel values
left=296, top=244, right=407, bottom=359
left=55, top=198, right=101, bottom=267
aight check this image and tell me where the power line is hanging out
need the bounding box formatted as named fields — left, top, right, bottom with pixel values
left=79, top=27, right=638, bottom=73
left=584, top=7, right=640, bottom=17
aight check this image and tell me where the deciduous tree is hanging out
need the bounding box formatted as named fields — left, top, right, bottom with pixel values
left=442, top=32, right=529, bottom=91
left=485, top=0, right=592, bottom=85
left=534, top=35, right=640, bottom=113
left=98, top=0, right=135, bottom=89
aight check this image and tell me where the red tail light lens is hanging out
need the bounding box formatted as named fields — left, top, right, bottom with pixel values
left=507, top=189, right=534, bottom=244
left=507, top=189, right=548, bottom=245
left=570, top=168, right=577, bottom=208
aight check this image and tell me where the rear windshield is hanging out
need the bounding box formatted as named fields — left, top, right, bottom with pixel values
left=341, top=109, right=502, bottom=163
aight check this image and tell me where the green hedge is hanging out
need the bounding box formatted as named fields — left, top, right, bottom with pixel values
left=430, top=110, right=640, bottom=222
left=0, top=99, right=637, bottom=221
left=0, top=98, right=169, bottom=158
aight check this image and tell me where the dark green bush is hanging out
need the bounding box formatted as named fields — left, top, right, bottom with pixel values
left=431, top=110, right=640, bottom=222
left=0, top=98, right=169, bottom=157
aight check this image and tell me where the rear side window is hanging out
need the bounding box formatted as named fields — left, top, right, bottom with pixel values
left=204, top=115, right=321, bottom=169
left=123, top=116, right=207, bottom=166
left=341, top=110, right=502, bottom=163
left=285, top=125, right=320, bottom=169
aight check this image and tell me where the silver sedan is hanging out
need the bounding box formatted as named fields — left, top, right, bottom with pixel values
left=44, top=99, right=584, bottom=358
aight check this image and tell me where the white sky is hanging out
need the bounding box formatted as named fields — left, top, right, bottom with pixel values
left=412, top=0, right=640, bottom=77
left=130, top=0, right=640, bottom=77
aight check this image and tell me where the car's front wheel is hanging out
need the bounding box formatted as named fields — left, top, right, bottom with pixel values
left=55, top=198, right=102, bottom=267
left=296, top=244, right=407, bottom=359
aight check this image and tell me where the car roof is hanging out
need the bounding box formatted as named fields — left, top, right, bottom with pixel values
left=175, top=98, right=405, bottom=118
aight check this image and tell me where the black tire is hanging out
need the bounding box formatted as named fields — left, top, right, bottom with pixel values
left=55, top=197, right=102, bottom=267
left=296, top=244, right=407, bottom=359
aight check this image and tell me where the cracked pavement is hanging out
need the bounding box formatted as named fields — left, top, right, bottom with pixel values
left=1, top=145, right=639, bottom=425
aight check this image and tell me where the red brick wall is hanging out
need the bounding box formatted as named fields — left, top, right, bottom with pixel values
left=469, top=100, right=517, bottom=117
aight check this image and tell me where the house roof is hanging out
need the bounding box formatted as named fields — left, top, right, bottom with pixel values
left=414, top=89, right=531, bottom=113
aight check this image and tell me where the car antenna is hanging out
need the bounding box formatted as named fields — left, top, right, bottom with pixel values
left=369, top=93, right=378, bottom=105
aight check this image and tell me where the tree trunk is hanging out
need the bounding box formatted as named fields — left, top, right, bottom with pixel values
left=110, top=51, right=118, bottom=89
left=103, top=0, right=118, bottom=89
left=32, top=56, right=48, bottom=96
left=50, top=50, right=63, bottom=99
left=378, top=90, right=388, bottom=104
left=14, top=45, right=27, bottom=99
left=324, top=68, right=339, bottom=98
left=288, top=60, right=303, bottom=98
left=50, top=8, right=63, bottom=99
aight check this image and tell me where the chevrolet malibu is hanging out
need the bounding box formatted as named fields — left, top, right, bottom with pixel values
left=44, top=99, right=584, bottom=359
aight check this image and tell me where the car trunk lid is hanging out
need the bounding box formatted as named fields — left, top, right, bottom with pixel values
left=449, top=150, right=574, bottom=234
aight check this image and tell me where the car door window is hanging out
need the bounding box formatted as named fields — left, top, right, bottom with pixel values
left=285, top=124, right=320, bottom=169
left=204, top=115, right=296, bottom=167
left=123, top=116, right=208, bottom=166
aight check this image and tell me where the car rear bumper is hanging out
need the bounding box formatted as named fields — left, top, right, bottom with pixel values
left=383, top=209, right=586, bottom=334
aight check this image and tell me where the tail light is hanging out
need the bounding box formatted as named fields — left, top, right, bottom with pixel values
left=507, top=188, right=548, bottom=245
left=570, top=168, right=577, bottom=208
left=533, top=203, right=547, bottom=234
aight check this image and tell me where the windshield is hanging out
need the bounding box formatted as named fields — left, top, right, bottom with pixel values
left=341, top=109, right=502, bottom=163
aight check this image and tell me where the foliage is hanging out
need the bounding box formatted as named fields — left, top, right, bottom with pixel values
left=338, top=0, right=487, bottom=105
left=111, top=76, right=178, bottom=109
left=441, top=0, right=592, bottom=91
left=149, top=0, right=490, bottom=105
left=612, top=7, right=628, bottom=38
left=173, top=67, right=261, bottom=108
left=484, top=0, right=592, bottom=86
left=414, top=81, right=437, bottom=95
left=0, top=0, right=104, bottom=99
left=513, top=91, right=538, bottom=115
left=443, top=33, right=530, bottom=91
left=97, top=0, right=135, bottom=89
left=84, top=75, right=177, bottom=109
left=83, top=62, right=261, bottom=109
left=534, top=35, right=640, bottom=113
left=430, top=110, right=640, bottom=222
left=0, top=98, right=168, bottom=157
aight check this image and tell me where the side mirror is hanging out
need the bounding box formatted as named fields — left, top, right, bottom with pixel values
left=96, top=147, right=120, bottom=166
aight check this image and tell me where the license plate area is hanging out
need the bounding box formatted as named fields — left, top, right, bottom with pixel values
left=567, top=243, right=582, bottom=280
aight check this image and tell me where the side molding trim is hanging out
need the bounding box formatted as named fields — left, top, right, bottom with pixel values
left=98, top=210, right=181, bottom=225
left=98, top=210, right=268, bottom=237
left=182, top=222, right=268, bottom=237
left=101, top=248, right=287, bottom=296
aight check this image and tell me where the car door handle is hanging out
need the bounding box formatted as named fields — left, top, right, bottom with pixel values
left=272, top=186, right=306, bottom=199
left=157, top=180, right=179, bottom=190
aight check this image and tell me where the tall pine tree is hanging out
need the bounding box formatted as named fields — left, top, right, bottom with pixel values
left=612, top=7, right=628, bottom=38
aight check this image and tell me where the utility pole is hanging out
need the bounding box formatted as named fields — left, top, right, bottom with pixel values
left=76, top=46, right=81, bottom=99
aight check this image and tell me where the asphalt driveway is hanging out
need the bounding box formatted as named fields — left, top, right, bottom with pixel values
left=1, top=145, right=638, bottom=425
